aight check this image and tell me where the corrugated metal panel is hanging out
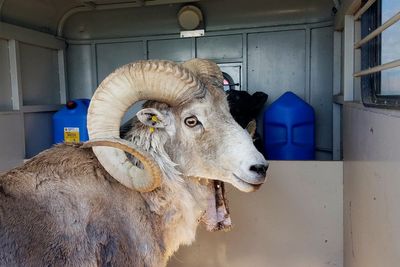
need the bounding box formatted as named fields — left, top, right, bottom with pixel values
left=247, top=30, right=306, bottom=101
left=67, top=44, right=95, bottom=99
left=148, top=38, right=192, bottom=62
left=247, top=30, right=306, bottom=143
left=19, top=43, right=60, bottom=105
left=0, top=38, right=12, bottom=111
left=0, top=113, right=25, bottom=172
left=311, top=27, right=333, bottom=159
left=24, top=112, right=54, bottom=158
left=197, top=35, right=243, bottom=60
left=96, top=41, right=145, bottom=83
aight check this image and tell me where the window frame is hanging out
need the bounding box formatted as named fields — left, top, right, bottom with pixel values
left=358, top=0, right=400, bottom=109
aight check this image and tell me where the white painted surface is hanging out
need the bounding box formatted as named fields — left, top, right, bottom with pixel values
left=343, top=103, right=400, bottom=267
left=169, top=161, right=343, bottom=267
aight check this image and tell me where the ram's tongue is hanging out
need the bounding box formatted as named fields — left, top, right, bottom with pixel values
left=201, top=180, right=232, bottom=232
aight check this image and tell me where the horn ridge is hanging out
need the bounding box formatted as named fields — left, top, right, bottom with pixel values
left=87, top=60, right=203, bottom=192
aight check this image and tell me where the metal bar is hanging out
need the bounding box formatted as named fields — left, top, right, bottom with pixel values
left=0, top=22, right=65, bottom=49
left=22, top=105, right=63, bottom=113
left=333, top=31, right=342, bottom=95
left=191, top=37, right=196, bottom=58
left=8, top=40, right=22, bottom=110
left=344, top=15, right=355, bottom=101
left=58, top=50, right=67, bottom=104
left=241, top=33, right=247, bottom=91
left=354, top=12, right=400, bottom=49
left=143, top=39, right=148, bottom=60
left=305, top=27, right=311, bottom=103
left=332, top=31, right=342, bottom=160
left=354, top=0, right=376, bottom=20
left=210, top=58, right=243, bottom=64
left=353, top=59, right=400, bottom=77
left=91, top=43, right=98, bottom=88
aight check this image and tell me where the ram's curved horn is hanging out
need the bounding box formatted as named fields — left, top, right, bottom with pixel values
left=82, top=138, right=162, bottom=191
left=87, top=60, right=205, bottom=192
left=182, top=59, right=224, bottom=90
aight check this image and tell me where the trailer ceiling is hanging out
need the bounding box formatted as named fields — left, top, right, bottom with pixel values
left=0, top=0, right=333, bottom=38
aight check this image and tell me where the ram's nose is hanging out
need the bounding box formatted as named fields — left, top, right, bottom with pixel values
left=249, top=164, right=268, bottom=178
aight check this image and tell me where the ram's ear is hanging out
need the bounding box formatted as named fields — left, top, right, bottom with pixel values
left=137, top=108, right=171, bottom=128
left=245, top=119, right=257, bottom=138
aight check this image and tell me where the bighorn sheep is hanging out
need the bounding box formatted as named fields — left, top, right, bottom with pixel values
left=0, top=59, right=268, bottom=266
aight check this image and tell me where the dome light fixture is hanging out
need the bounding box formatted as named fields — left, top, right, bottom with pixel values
left=178, top=5, right=205, bottom=38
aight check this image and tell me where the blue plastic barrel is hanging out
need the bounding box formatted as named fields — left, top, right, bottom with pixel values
left=263, top=92, right=315, bottom=160
left=52, top=99, right=90, bottom=144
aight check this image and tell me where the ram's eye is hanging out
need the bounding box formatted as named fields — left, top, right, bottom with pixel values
left=184, top=116, right=200, bottom=128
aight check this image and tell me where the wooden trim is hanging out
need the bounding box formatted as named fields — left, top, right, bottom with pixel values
left=354, top=12, right=400, bottom=49
left=354, top=0, right=376, bottom=20
left=353, top=59, right=400, bottom=77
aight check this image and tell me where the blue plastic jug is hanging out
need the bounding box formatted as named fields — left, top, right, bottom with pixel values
left=52, top=99, right=90, bottom=144
left=263, top=92, right=315, bottom=160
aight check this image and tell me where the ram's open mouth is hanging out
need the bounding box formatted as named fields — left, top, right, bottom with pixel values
left=200, top=174, right=264, bottom=231
left=200, top=180, right=232, bottom=232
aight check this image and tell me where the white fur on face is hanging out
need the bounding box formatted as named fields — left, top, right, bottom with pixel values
left=170, top=92, right=268, bottom=192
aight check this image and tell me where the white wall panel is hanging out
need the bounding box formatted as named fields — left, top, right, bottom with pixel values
left=343, top=103, right=400, bottom=267
left=169, top=161, right=343, bottom=267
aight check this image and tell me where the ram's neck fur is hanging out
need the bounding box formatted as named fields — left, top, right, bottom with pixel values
left=124, top=118, right=211, bottom=258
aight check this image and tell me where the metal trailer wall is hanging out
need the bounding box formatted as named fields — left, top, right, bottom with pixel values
left=66, top=23, right=334, bottom=160
left=0, top=23, right=66, bottom=172
left=343, top=103, right=400, bottom=267
left=169, top=161, right=343, bottom=267
left=0, top=0, right=336, bottom=170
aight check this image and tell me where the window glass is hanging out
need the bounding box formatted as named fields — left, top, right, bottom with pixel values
left=380, top=66, right=400, bottom=95
left=382, top=0, right=400, bottom=21
left=380, top=0, right=400, bottom=95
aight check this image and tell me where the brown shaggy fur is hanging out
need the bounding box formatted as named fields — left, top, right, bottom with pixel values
left=0, top=144, right=168, bottom=266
